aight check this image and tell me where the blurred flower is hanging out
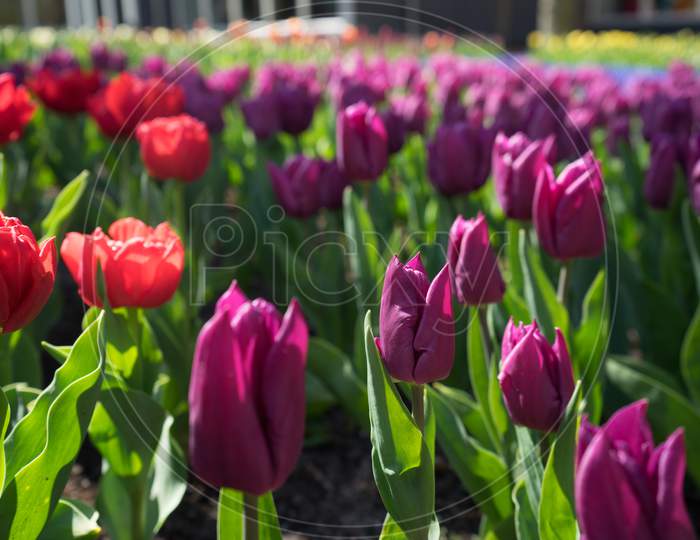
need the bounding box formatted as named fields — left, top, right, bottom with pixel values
left=0, top=62, right=28, bottom=86
left=90, top=42, right=127, bottom=72
left=380, top=105, right=407, bottom=155
left=492, top=132, right=555, bottom=220
left=533, top=152, right=605, bottom=260
left=29, top=68, right=100, bottom=114
left=0, top=212, right=56, bottom=333
left=61, top=218, right=184, bottom=308
left=576, top=400, right=697, bottom=540
left=189, top=281, right=308, bottom=494
left=644, top=134, right=677, bottom=210
left=392, top=92, right=429, bottom=134
left=337, top=101, right=388, bottom=181
left=0, top=74, right=35, bottom=144
left=136, top=114, right=211, bottom=182
left=448, top=213, right=505, bottom=305
left=427, top=121, right=492, bottom=196
left=37, top=48, right=79, bottom=73
left=498, top=319, right=574, bottom=432
left=207, top=66, right=250, bottom=103
left=378, top=254, right=454, bottom=384
left=240, top=93, right=281, bottom=140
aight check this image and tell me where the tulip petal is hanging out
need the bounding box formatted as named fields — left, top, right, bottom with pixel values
left=602, top=400, right=653, bottom=463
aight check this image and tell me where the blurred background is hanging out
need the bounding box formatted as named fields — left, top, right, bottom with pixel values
left=2, top=0, right=700, bottom=49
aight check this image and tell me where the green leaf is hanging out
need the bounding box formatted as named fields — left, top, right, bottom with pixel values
left=0, top=153, right=6, bottom=210
left=606, top=357, right=700, bottom=486
left=0, top=387, right=9, bottom=492
left=343, top=187, right=381, bottom=311
left=0, top=315, right=105, bottom=539
left=217, top=489, right=282, bottom=540
left=2, top=384, right=40, bottom=432
left=513, top=481, right=538, bottom=540
left=41, top=342, right=72, bottom=364
left=364, top=311, right=434, bottom=537
left=379, top=513, right=440, bottom=540
left=682, top=201, right=700, bottom=297
left=432, top=384, right=491, bottom=449
left=307, top=337, right=369, bottom=429
left=681, top=304, right=700, bottom=405
left=41, top=170, right=89, bottom=241
left=519, top=230, right=569, bottom=341
left=38, top=499, right=101, bottom=540
left=506, top=220, right=526, bottom=294
left=514, top=426, right=543, bottom=517
left=429, top=388, right=513, bottom=524
left=538, top=383, right=582, bottom=540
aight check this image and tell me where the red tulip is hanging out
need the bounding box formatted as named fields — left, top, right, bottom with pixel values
left=136, top=114, right=211, bottom=182
left=0, top=74, right=35, bottom=145
left=88, top=73, right=184, bottom=137
left=29, top=68, right=100, bottom=114
left=60, top=218, right=184, bottom=308
left=189, top=281, right=308, bottom=494
left=0, top=212, right=56, bottom=333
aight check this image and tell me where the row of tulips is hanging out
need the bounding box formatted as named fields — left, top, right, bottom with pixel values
left=0, top=32, right=698, bottom=540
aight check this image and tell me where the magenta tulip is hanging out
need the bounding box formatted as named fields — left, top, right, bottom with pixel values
left=336, top=101, right=388, bottom=181
left=645, top=134, right=678, bottom=210
left=378, top=254, right=454, bottom=384
left=492, top=132, right=555, bottom=220
left=498, top=319, right=574, bottom=432
left=576, top=400, right=697, bottom=540
left=448, top=213, right=505, bottom=305
left=533, top=152, right=606, bottom=260
left=188, top=281, right=308, bottom=495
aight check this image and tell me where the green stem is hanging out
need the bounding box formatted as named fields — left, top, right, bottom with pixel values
left=557, top=261, right=571, bottom=306
left=243, top=493, right=258, bottom=540
left=0, top=333, right=12, bottom=387
left=478, top=306, right=492, bottom=362
left=128, top=481, right=145, bottom=540
left=411, top=384, right=425, bottom=433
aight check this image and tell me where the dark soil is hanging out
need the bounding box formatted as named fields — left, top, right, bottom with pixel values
left=64, top=409, right=479, bottom=539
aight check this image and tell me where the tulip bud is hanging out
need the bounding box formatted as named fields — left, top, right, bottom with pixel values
left=576, top=400, right=697, bottom=540
left=317, top=158, right=349, bottom=210
left=448, top=213, right=505, bottom=305
left=136, top=114, right=211, bottom=182
left=492, top=132, right=555, bottom=220
left=0, top=74, right=35, bottom=145
left=644, top=134, right=677, bottom=210
left=267, top=156, right=322, bottom=218
left=189, top=281, right=308, bottom=494
left=61, top=218, right=184, bottom=308
left=378, top=254, right=454, bottom=384
left=337, top=101, right=388, bottom=181
left=427, top=121, right=492, bottom=197
left=277, top=81, right=320, bottom=136
left=240, top=93, right=281, bottom=140
left=498, top=319, right=574, bottom=432
left=0, top=213, right=56, bottom=333
left=533, top=152, right=606, bottom=260
left=380, top=106, right=407, bottom=155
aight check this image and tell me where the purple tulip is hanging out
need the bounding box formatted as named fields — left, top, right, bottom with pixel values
left=335, top=80, right=384, bottom=109
left=188, top=281, right=308, bottom=495
left=576, top=400, right=697, bottom=540
left=38, top=48, right=79, bottom=73
left=492, top=132, right=555, bottom=220
left=392, top=93, right=429, bottom=134
left=533, top=152, right=605, bottom=260
left=241, top=93, right=281, bottom=140
left=207, top=66, right=250, bottom=103
left=378, top=254, right=454, bottom=384
left=277, top=81, right=320, bottom=135
left=90, top=43, right=127, bottom=72
left=427, top=121, right=492, bottom=197
left=448, top=213, right=505, bottom=305
left=645, top=135, right=678, bottom=210
left=267, top=156, right=323, bottom=218
left=380, top=106, right=407, bottom=155
left=498, top=319, right=574, bottom=432
left=337, top=102, right=388, bottom=181
left=317, top=159, right=349, bottom=210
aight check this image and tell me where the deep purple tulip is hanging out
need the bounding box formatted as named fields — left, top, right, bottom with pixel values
left=533, top=152, right=605, bottom=260
left=378, top=254, right=454, bottom=384
left=267, top=156, right=323, bottom=218
left=317, top=159, right=349, bottom=210
left=277, top=82, right=320, bottom=135
left=380, top=106, right=407, bottom=155
left=335, top=80, right=384, bottom=109
left=393, top=93, right=429, bottom=134
left=427, top=121, right=492, bottom=197
left=645, top=135, right=678, bottom=210
left=337, top=102, right=388, bottom=181
left=576, top=400, right=697, bottom=540
left=448, top=213, right=505, bottom=305
left=492, top=132, right=555, bottom=220
left=241, top=93, right=281, bottom=140
left=498, top=319, right=574, bottom=432
left=90, top=43, right=127, bottom=72
left=38, top=48, right=79, bottom=73
left=188, top=281, right=308, bottom=495
left=207, top=66, right=250, bottom=103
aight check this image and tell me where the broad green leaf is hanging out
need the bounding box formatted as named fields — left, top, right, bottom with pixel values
left=364, top=311, right=434, bottom=537
left=506, top=220, right=526, bottom=294
left=538, top=383, right=582, bottom=540
left=217, top=489, right=282, bottom=540
left=606, top=357, right=700, bottom=486
left=514, top=426, right=543, bottom=516
left=343, top=187, right=381, bottom=311
left=432, top=384, right=491, bottom=449
left=0, top=387, right=9, bottom=492
left=41, top=170, right=88, bottom=241
left=681, top=304, right=700, bottom=404
left=2, top=384, right=40, bottom=432
left=429, top=388, right=513, bottom=523
left=307, top=337, right=369, bottom=429
left=513, top=481, right=538, bottom=540
left=0, top=315, right=105, bottom=539
left=488, top=359, right=509, bottom=441
left=467, top=308, right=501, bottom=453
left=38, top=499, right=100, bottom=540
left=519, top=230, right=569, bottom=341
left=379, top=513, right=440, bottom=540
left=682, top=201, right=700, bottom=297
left=41, top=342, right=72, bottom=364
